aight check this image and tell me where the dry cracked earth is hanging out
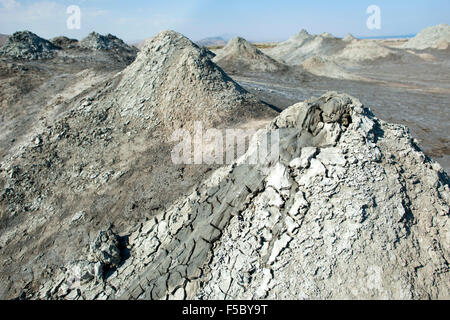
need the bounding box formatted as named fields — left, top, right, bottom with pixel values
left=0, top=27, right=448, bottom=300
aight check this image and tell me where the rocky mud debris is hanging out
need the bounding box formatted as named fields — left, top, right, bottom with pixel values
left=0, top=31, right=60, bottom=60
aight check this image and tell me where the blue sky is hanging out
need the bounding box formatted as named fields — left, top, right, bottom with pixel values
left=0, top=0, right=449, bottom=42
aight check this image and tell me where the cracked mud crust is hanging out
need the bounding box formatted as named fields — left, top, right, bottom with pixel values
left=33, top=92, right=449, bottom=300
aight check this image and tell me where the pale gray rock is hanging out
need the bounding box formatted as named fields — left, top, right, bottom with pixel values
left=317, top=147, right=346, bottom=166
left=266, top=163, right=290, bottom=191
left=289, top=147, right=317, bottom=169
left=89, top=228, right=121, bottom=268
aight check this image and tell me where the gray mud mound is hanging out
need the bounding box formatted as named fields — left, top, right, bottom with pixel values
left=118, top=31, right=276, bottom=130
left=0, top=31, right=60, bottom=60
left=213, top=37, right=287, bottom=73
left=34, top=92, right=449, bottom=300
left=265, top=29, right=395, bottom=66
left=265, top=29, right=347, bottom=65
left=80, top=32, right=131, bottom=51
left=79, top=32, right=138, bottom=63
left=0, top=30, right=275, bottom=299
left=403, top=24, right=450, bottom=50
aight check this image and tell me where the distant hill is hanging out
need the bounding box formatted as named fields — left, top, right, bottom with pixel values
left=196, top=36, right=226, bottom=47
left=131, top=37, right=154, bottom=50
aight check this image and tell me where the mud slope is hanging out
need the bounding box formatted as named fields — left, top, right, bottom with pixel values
left=35, top=92, right=449, bottom=300
left=0, top=31, right=139, bottom=162
left=0, top=30, right=276, bottom=299
left=301, top=56, right=363, bottom=80
left=403, top=24, right=450, bottom=50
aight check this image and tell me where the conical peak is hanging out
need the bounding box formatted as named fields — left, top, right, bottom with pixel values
left=82, top=31, right=102, bottom=41
left=299, top=29, right=310, bottom=36
left=230, top=36, right=248, bottom=44
left=288, top=29, right=313, bottom=42
left=81, top=32, right=127, bottom=48
left=147, top=30, right=197, bottom=48
left=225, top=36, right=256, bottom=50
left=136, top=30, right=214, bottom=65
left=117, top=30, right=272, bottom=127
left=343, top=33, right=356, bottom=42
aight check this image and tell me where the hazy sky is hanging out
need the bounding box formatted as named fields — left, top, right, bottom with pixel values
left=1, top=0, right=449, bottom=42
